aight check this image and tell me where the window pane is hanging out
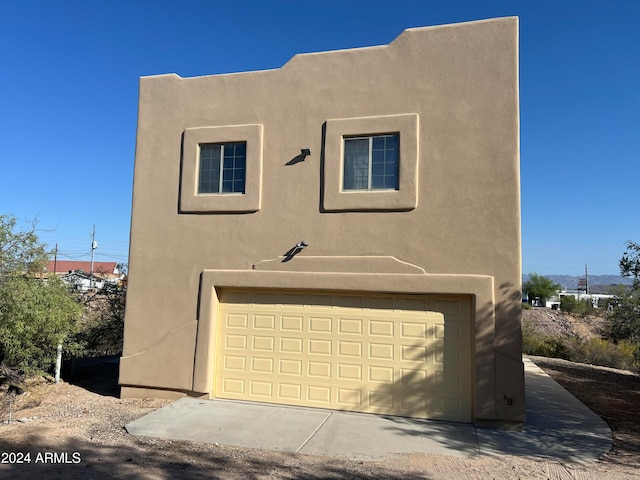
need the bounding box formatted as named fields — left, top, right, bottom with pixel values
left=221, top=180, right=233, bottom=193
left=372, top=172, right=398, bottom=189
left=385, top=134, right=398, bottom=150
left=371, top=161, right=385, bottom=176
left=374, top=134, right=398, bottom=191
left=343, top=134, right=398, bottom=191
left=371, top=175, right=385, bottom=189
left=344, top=138, right=369, bottom=190
left=235, top=142, right=246, bottom=156
left=199, top=142, right=246, bottom=194
left=385, top=174, right=398, bottom=189
left=372, top=136, right=386, bottom=150
left=371, top=149, right=384, bottom=165
left=199, top=144, right=221, bottom=193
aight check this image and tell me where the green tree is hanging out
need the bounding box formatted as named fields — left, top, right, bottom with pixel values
left=605, top=284, right=640, bottom=344
left=605, top=242, right=640, bottom=345
left=0, top=214, right=84, bottom=374
left=0, top=214, right=48, bottom=277
left=523, top=273, right=561, bottom=305
left=0, top=276, right=83, bottom=373
left=620, top=241, right=640, bottom=289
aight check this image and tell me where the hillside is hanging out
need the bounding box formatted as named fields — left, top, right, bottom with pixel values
left=522, top=307, right=607, bottom=340
left=523, top=274, right=632, bottom=290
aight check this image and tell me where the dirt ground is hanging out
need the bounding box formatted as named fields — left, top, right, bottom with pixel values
left=1, top=357, right=639, bottom=479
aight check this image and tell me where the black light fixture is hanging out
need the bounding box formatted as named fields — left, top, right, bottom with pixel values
left=301, top=147, right=311, bottom=156
left=282, top=240, right=309, bottom=262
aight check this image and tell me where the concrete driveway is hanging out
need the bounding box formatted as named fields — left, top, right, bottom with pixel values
left=126, top=358, right=611, bottom=463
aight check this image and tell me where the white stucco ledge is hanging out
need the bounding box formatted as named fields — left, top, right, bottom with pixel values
left=251, top=256, right=426, bottom=274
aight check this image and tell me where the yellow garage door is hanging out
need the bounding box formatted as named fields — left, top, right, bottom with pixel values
left=215, top=289, right=472, bottom=422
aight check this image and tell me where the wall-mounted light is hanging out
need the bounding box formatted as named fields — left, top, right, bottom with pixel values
left=301, top=148, right=311, bottom=157
left=283, top=240, right=309, bottom=262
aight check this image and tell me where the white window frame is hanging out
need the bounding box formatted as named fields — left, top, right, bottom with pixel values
left=343, top=134, right=399, bottom=191
left=198, top=142, right=246, bottom=195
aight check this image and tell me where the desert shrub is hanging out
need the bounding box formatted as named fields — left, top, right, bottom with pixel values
left=560, top=296, right=578, bottom=313
left=559, top=297, right=595, bottom=316
left=522, top=322, right=571, bottom=359
left=574, top=299, right=596, bottom=317
left=0, top=276, right=84, bottom=375
left=570, top=338, right=637, bottom=370
left=522, top=302, right=531, bottom=310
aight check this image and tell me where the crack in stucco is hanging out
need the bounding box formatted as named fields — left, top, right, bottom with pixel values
left=121, top=321, right=197, bottom=359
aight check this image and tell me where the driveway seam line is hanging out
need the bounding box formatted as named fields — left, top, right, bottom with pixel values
left=296, top=412, right=333, bottom=453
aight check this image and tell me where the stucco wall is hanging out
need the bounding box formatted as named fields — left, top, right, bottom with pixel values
left=120, top=17, right=523, bottom=424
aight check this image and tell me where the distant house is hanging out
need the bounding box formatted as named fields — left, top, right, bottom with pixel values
left=121, top=18, right=523, bottom=426
left=46, top=261, right=122, bottom=280
left=60, top=271, right=105, bottom=292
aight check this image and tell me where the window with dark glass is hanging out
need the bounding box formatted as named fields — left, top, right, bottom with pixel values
left=343, top=134, right=399, bottom=191
left=198, top=142, right=246, bottom=194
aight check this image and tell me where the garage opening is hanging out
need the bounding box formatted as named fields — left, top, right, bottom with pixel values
left=214, top=288, right=472, bottom=422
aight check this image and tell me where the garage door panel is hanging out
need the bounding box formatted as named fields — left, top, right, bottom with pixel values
left=309, top=338, right=332, bottom=355
left=369, top=342, right=394, bottom=360
left=308, top=361, right=331, bottom=378
left=225, top=334, right=247, bottom=349
left=279, top=383, right=302, bottom=400
left=369, top=320, right=394, bottom=337
left=280, top=337, right=303, bottom=353
left=252, top=336, right=274, bottom=351
left=281, top=315, right=303, bottom=331
left=308, top=385, right=331, bottom=403
left=253, top=314, right=276, bottom=329
left=368, top=365, right=395, bottom=383
left=338, top=318, right=364, bottom=335
left=251, top=357, right=273, bottom=373
left=215, top=289, right=472, bottom=422
left=224, top=355, right=246, bottom=371
left=338, top=340, right=362, bottom=357
left=309, top=316, right=332, bottom=333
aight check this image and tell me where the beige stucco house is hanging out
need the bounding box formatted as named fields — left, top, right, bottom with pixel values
left=120, top=17, right=524, bottom=426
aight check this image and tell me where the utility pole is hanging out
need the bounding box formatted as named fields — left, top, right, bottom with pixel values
left=585, top=264, right=589, bottom=295
left=90, top=225, right=97, bottom=288
left=53, top=243, right=58, bottom=275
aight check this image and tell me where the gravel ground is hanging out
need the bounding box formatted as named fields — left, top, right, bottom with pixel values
left=0, top=358, right=639, bottom=479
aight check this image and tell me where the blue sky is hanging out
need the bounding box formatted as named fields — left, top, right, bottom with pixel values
left=1, top=1, right=638, bottom=276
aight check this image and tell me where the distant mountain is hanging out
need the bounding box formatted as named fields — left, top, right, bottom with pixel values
left=522, top=274, right=633, bottom=290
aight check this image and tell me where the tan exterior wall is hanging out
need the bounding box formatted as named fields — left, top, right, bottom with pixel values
left=120, top=17, right=523, bottom=424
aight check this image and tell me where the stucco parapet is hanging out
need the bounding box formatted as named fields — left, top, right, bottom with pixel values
left=137, top=18, right=517, bottom=84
